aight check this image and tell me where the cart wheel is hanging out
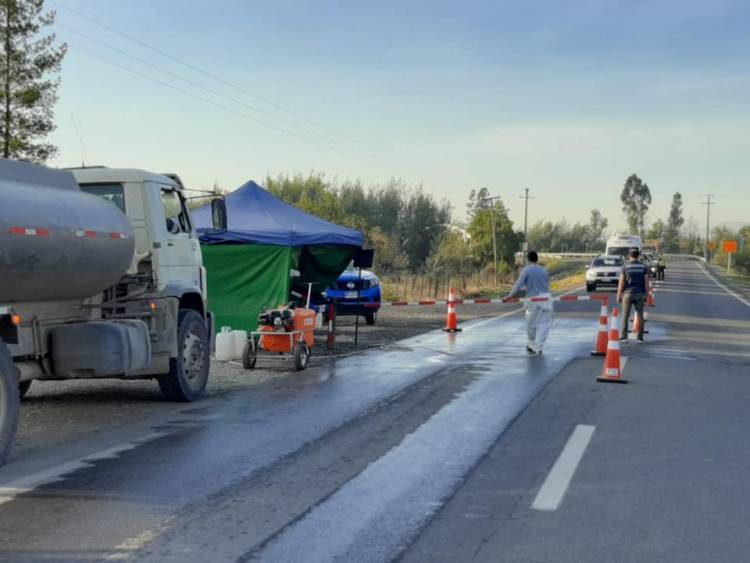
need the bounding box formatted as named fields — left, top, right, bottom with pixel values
left=293, top=342, right=310, bottom=371
left=242, top=339, right=257, bottom=369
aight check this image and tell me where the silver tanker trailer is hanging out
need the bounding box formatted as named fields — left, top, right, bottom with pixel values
left=0, top=159, right=226, bottom=465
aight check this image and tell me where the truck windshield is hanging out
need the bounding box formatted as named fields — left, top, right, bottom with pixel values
left=80, top=183, right=125, bottom=213
left=606, top=246, right=632, bottom=258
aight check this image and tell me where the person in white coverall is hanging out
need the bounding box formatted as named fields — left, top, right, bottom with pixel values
left=503, top=250, right=553, bottom=356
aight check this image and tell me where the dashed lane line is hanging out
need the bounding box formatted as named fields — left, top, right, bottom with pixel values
left=531, top=424, right=596, bottom=511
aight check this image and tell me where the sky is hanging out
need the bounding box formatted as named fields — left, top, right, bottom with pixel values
left=47, top=0, right=750, bottom=233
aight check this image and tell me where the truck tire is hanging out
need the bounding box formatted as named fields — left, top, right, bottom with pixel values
left=157, top=309, right=210, bottom=402
left=19, top=380, right=31, bottom=400
left=0, top=341, right=20, bottom=466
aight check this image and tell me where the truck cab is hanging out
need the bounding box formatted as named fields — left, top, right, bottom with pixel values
left=73, top=168, right=207, bottom=309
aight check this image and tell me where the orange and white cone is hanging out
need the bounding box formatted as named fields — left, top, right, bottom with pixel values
left=629, top=309, right=649, bottom=335
left=647, top=287, right=655, bottom=307
left=597, top=306, right=627, bottom=383
left=442, top=287, right=462, bottom=333
left=590, top=301, right=609, bottom=356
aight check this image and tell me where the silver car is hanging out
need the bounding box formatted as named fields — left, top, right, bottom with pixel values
left=585, top=255, right=624, bottom=292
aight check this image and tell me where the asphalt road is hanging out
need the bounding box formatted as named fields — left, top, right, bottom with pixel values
left=0, top=257, right=747, bottom=562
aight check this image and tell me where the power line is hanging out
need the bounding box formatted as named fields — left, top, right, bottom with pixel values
left=69, top=45, right=391, bottom=171
left=58, top=24, right=388, bottom=167
left=53, top=1, right=394, bottom=163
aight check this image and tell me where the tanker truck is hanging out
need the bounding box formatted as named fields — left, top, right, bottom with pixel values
left=0, top=159, right=227, bottom=465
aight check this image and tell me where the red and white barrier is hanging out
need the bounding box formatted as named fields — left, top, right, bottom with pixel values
left=365, top=293, right=607, bottom=308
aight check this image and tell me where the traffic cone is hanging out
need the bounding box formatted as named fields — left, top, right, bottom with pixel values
left=590, top=301, right=609, bottom=356
left=632, top=310, right=642, bottom=337
left=597, top=307, right=627, bottom=383
left=442, top=287, right=462, bottom=333
left=647, top=287, right=655, bottom=307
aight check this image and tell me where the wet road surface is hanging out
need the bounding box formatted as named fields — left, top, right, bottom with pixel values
left=1, top=257, right=747, bottom=562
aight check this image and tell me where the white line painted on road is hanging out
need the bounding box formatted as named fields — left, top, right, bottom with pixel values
left=696, top=262, right=750, bottom=309
left=532, top=424, right=596, bottom=511
left=0, top=431, right=169, bottom=507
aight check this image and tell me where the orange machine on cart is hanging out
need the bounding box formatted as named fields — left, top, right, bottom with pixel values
left=242, top=304, right=316, bottom=371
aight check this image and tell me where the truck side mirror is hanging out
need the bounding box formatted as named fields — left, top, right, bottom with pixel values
left=211, top=198, right=227, bottom=233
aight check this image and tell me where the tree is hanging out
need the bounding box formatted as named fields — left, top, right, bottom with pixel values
left=0, top=0, right=66, bottom=163
left=466, top=187, right=490, bottom=221
left=620, top=174, right=652, bottom=237
left=587, top=209, right=608, bottom=250
left=646, top=219, right=666, bottom=241
left=664, top=191, right=685, bottom=252
left=467, top=199, right=520, bottom=267
left=400, top=190, right=451, bottom=271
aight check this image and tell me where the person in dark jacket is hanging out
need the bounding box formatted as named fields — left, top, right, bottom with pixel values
left=617, top=248, right=650, bottom=341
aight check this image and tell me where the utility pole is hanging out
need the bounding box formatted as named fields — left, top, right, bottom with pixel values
left=481, top=193, right=502, bottom=286
left=701, top=195, right=714, bottom=262
left=520, top=188, right=533, bottom=255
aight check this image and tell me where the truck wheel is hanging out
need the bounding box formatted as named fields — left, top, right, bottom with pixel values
left=365, top=312, right=377, bottom=326
left=0, top=342, right=20, bottom=466
left=293, top=342, right=310, bottom=371
left=157, top=309, right=210, bottom=402
left=19, top=380, right=31, bottom=400
left=242, top=339, right=257, bottom=369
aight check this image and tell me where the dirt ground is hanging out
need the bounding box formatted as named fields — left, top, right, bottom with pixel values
left=12, top=303, right=514, bottom=460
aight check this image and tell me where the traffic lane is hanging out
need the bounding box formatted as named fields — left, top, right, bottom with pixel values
left=0, top=313, right=596, bottom=561
left=402, top=259, right=750, bottom=563
left=645, top=260, right=750, bottom=361
left=653, top=260, right=750, bottom=321
left=402, top=350, right=750, bottom=563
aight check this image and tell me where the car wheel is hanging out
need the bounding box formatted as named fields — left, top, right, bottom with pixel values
left=365, top=312, right=377, bottom=325
left=586, top=282, right=596, bottom=292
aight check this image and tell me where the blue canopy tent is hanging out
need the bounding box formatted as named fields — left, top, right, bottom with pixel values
left=193, top=181, right=364, bottom=331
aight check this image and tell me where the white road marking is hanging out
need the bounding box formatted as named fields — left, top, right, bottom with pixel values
left=0, top=431, right=169, bottom=507
left=620, top=356, right=628, bottom=372
left=103, top=517, right=176, bottom=561
left=696, top=262, right=750, bottom=309
left=531, top=424, right=596, bottom=511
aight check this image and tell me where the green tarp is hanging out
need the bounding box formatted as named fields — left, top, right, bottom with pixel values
left=202, top=244, right=354, bottom=332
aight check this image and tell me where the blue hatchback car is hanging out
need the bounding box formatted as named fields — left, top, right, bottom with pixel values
left=325, top=267, right=382, bottom=325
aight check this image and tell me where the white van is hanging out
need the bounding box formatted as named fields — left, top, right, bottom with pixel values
left=605, top=234, right=642, bottom=258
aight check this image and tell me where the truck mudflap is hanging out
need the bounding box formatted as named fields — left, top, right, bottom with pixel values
left=206, top=311, right=216, bottom=356
left=50, top=320, right=151, bottom=378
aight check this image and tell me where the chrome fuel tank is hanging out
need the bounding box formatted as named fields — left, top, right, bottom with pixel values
left=0, top=159, right=135, bottom=303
